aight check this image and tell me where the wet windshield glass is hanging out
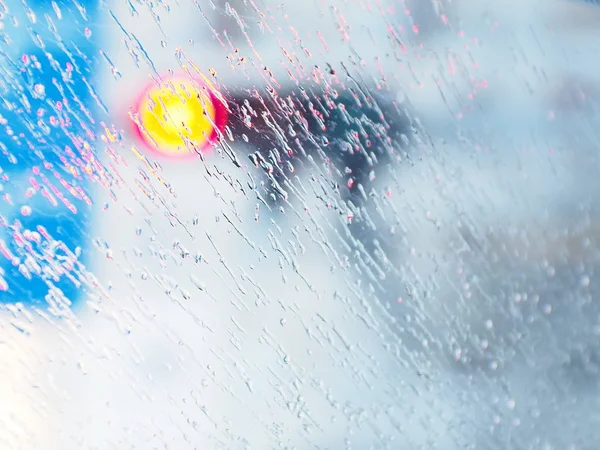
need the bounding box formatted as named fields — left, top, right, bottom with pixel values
left=1, top=0, right=600, bottom=448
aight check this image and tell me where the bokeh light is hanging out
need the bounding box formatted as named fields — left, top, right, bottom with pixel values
left=131, top=76, right=227, bottom=157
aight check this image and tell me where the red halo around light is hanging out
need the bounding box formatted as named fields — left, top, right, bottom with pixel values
left=129, top=74, right=229, bottom=160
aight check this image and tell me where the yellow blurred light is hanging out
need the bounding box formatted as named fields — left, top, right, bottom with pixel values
left=134, top=78, right=223, bottom=157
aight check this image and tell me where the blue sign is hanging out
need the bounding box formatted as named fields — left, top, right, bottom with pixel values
left=0, top=0, right=103, bottom=308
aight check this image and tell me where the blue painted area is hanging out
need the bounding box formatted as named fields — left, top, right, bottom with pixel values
left=25, top=0, right=101, bottom=12
left=0, top=2, right=104, bottom=307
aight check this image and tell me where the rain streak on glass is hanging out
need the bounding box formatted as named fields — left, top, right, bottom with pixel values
left=1, top=0, right=600, bottom=448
